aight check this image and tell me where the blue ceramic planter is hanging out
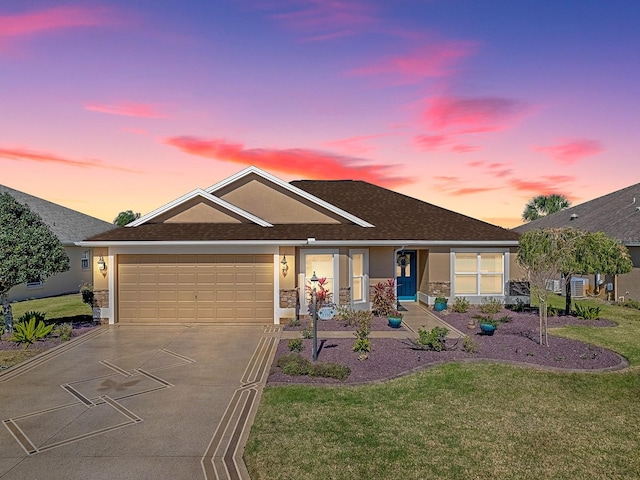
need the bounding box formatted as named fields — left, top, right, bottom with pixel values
left=479, top=323, right=496, bottom=335
left=434, top=301, right=447, bottom=312
left=388, top=316, right=403, bottom=328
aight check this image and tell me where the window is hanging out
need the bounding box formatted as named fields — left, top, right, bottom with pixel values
left=454, top=252, right=504, bottom=295
left=301, top=250, right=338, bottom=306
left=27, top=280, right=44, bottom=289
left=81, top=250, right=90, bottom=270
left=350, top=250, right=368, bottom=303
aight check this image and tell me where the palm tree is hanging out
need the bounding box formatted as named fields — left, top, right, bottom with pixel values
left=522, top=194, right=571, bottom=222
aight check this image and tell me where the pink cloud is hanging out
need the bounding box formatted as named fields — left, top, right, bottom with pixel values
left=0, top=6, right=116, bottom=49
left=266, top=0, right=378, bottom=41
left=0, top=146, right=138, bottom=172
left=349, top=41, right=476, bottom=84
left=164, top=136, right=411, bottom=187
left=423, top=96, right=529, bottom=133
left=534, top=139, right=603, bottom=165
left=450, top=144, right=480, bottom=154
left=325, top=132, right=390, bottom=155
left=85, top=102, right=167, bottom=119
left=414, top=134, right=450, bottom=151
left=510, top=175, right=575, bottom=195
left=450, top=187, right=501, bottom=195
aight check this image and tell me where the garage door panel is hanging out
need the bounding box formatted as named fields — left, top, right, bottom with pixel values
left=118, top=254, right=273, bottom=323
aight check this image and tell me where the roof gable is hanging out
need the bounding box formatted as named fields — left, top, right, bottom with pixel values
left=207, top=166, right=375, bottom=227
left=129, top=189, right=273, bottom=227
left=0, top=185, right=113, bottom=244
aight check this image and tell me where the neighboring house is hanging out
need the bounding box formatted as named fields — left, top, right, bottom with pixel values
left=1, top=185, right=114, bottom=302
left=514, top=182, right=640, bottom=301
left=80, top=166, right=522, bottom=325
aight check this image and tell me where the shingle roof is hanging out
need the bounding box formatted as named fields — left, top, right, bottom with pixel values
left=513, top=183, right=640, bottom=244
left=86, top=179, right=518, bottom=243
left=1, top=185, right=115, bottom=245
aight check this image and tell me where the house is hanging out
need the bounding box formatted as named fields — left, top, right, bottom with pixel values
left=514, top=182, right=640, bottom=301
left=80, top=167, right=522, bottom=324
left=1, top=185, right=114, bottom=302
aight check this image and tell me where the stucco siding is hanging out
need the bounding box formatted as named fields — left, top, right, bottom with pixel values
left=8, top=247, right=92, bottom=302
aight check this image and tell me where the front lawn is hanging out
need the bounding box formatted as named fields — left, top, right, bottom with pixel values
left=245, top=297, right=640, bottom=479
left=1, top=294, right=93, bottom=369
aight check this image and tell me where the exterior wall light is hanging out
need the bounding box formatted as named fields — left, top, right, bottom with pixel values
left=281, top=255, right=289, bottom=277
left=97, top=255, right=107, bottom=271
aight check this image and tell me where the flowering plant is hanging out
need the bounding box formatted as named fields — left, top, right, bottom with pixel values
left=305, top=277, right=333, bottom=305
left=389, top=309, right=404, bottom=319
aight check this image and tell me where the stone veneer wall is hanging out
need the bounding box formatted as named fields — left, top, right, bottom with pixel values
left=428, top=281, right=451, bottom=297
left=339, top=287, right=351, bottom=305
left=93, top=289, right=110, bottom=324
left=279, top=289, right=298, bottom=308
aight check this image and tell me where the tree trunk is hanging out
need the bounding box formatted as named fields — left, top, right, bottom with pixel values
left=564, top=274, right=572, bottom=316
left=539, top=301, right=544, bottom=345
left=1, top=291, right=13, bottom=334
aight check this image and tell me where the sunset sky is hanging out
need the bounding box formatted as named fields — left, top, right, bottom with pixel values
left=2, top=1, right=639, bottom=228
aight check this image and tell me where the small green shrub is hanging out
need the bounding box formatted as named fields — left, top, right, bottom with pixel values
left=54, top=323, right=73, bottom=341
left=452, top=297, right=470, bottom=313
left=80, top=283, right=94, bottom=306
left=462, top=335, right=479, bottom=353
left=301, top=326, right=313, bottom=339
left=547, top=306, right=561, bottom=317
left=473, top=314, right=499, bottom=327
left=498, top=314, right=512, bottom=323
left=352, top=337, right=371, bottom=354
left=10, top=317, right=55, bottom=349
left=479, top=297, right=503, bottom=315
left=415, top=326, right=449, bottom=351
left=17, top=311, right=46, bottom=324
left=287, top=317, right=301, bottom=327
left=621, top=299, right=640, bottom=310
left=309, top=362, right=351, bottom=380
left=508, top=299, right=528, bottom=312
left=573, top=303, right=601, bottom=320
left=288, top=338, right=304, bottom=352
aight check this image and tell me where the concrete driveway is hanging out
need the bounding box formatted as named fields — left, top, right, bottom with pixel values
left=0, top=324, right=280, bottom=480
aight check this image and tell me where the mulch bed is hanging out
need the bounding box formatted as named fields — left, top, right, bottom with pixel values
left=282, top=315, right=408, bottom=332
left=268, top=309, right=625, bottom=386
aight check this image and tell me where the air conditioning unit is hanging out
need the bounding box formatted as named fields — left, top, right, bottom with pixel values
left=570, top=278, right=588, bottom=298
left=545, top=279, right=561, bottom=293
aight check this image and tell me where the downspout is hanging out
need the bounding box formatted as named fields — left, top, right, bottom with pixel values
left=393, top=245, right=406, bottom=308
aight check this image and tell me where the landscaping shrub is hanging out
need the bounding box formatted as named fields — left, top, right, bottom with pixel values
left=279, top=355, right=312, bottom=376
left=80, top=283, right=94, bottom=307
left=479, top=297, right=503, bottom=315
left=288, top=338, right=303, bottom=352
left=10, top=316, right=55, bottom=349
left=415, top=326, right=449, bottom=351
left=473, top=314, right=499, bottom=327
left=547, top=306, right=561, bottom=317
left=352, top=337, right=371, bottom=354
left=337, top=306, right=373, bottom=327
left=352, top=310, right=372, bottom=355
left=574, top=303, right=601, bottom=320
left=372, top=279, right=396, bottom=316
left=508, top=298, right=529, bottom=312
left=54, top=323, right=73, bottom=341
left=621, top=299, right=640, bottom=310
left=17, top=310, right=46, bottom=324
left=301, top=326, right=313, bottom=339
left=462, top=335, right=479, bottom=353
left=452, top=296, right=470, bottom=313
left=287, top=317, right=301, bottom=327
left=498, top=314, right=512, bottom=323
left=308, top=362, right=350, bottom=380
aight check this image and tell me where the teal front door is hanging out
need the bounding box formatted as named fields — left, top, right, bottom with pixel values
left=396, top=250, right=417, bottom=301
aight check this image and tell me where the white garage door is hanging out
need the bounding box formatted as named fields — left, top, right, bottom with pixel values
left=118, top=254, right=274, bottom=323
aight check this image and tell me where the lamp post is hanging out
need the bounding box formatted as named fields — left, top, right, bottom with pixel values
left=310, top=271, right=319, bottom=361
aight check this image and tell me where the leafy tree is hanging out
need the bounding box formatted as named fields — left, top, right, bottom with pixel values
left=518, top=228, right=633, bottom=344
left=113, top=210, right=140, bottom=226
left=0, top=193, right=70, bottom=332
left=522, top=194, right=571, bottom=222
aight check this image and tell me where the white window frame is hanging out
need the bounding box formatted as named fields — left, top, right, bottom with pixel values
left=81, top=250, right=90, bottom=270
left=27, top=280, right=44, bottom=289
left=299, top=249, right=339, bottom=309
left=349, top=249, right=369, bottom=306
left=451, top=249, right=508, bottom=297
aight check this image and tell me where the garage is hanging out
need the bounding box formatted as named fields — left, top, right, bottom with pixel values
left=117, top=254, right=274, bottom=323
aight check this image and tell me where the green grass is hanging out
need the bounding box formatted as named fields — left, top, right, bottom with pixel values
left=8, top=293, right=92, bottom=323
left=245, top=295, right=640, bottom=480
